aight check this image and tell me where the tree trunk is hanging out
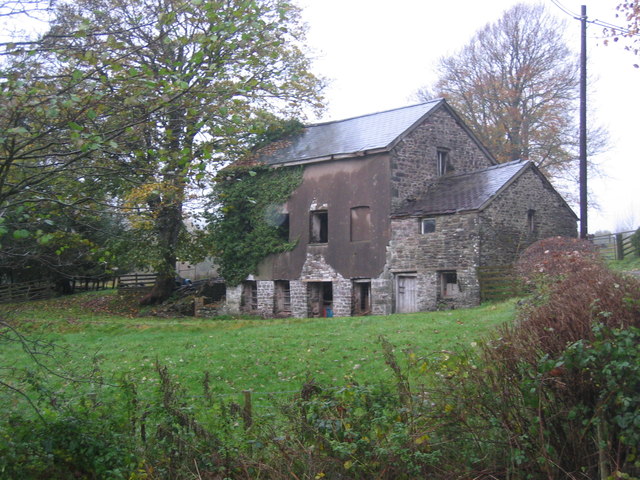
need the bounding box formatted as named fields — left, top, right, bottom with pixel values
left=140, top=197, right=183, bottom=305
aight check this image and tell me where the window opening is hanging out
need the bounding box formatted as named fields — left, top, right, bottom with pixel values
left=200, top=281, right=226, bottom=303
left=277, top=213, right=290, bottom=241
left=527, top=209, right=536, bottom=234
left=440, top=271, right=459, bottom=298
left=310, top=210, right=328, bottom=243
left=437, top=149, right=453, bottom=176
left=421, top=218, right=436, bottom=234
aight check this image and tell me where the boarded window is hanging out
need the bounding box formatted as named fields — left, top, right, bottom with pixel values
left=310, top=210, right=328, bottom=243
left=350, top=206, right=371, bottom=242
left=440, top=271, right=459, bottom=298
left=421, top=218, right=436, bottom=234
left=274, top=280, right=291, bottom=316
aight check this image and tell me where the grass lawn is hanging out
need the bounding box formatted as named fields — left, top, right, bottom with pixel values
left=1, top=291, right=516, bottom=414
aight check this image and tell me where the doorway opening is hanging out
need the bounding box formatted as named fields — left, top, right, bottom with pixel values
left=307, top=281, right=333, bottom=317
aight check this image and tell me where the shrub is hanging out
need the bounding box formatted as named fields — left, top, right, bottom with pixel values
left=0, top=404, right=138, bottom=479
left=441, top=237, right=640, bottom=478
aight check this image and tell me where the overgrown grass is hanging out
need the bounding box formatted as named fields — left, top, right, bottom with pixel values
left=1, top=291, right=515, bottom=409
left=608, top=254, right=640, bottom=272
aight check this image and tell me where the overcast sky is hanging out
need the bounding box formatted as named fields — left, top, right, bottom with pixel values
left=298, top=0, right=640, bottom=233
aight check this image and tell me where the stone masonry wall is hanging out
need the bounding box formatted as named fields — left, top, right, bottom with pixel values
left=256, top=280, right=275, bottom=317
left=371, top=278, right=392, bottom=316
left=224, top=284, right=241, bottom=314
left=299, top=251, right=352, bottom=317
left=479, top=168, right=578, bottom=266
left=385, top=213, right=482, bottom=310
left=290, top=280, right=307, bottom=318
left=390, top=107, right=494, bottom=211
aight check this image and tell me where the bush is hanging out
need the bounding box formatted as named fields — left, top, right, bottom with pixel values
left=0, top=405, right=137, bottom=479
left=437, top=237, right=640, bottom=478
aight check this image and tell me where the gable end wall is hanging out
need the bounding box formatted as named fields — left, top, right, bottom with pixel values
left=390, top=107, right=493, bottom=211
left=479, top=168, right=578, bottom=266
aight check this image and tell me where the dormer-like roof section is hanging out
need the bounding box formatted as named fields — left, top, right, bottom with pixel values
left=393, top=159, right=534, bottom=217
left=258, top=100, right=444, bottom=166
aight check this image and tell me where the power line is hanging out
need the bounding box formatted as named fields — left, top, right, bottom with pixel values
left=550, top=0, right=640, bottom=37
left=550, top=0, right=581, bottom=19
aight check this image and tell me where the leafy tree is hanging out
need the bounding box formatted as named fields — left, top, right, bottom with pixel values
left=1, top=0, right=323, bottom=302
left=417, top=3, right=605, bottom=183
left=604, top=2, right=640, bottom=66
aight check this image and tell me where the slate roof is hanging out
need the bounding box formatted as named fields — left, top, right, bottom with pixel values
left=393, top=159, right=532, bottom=217
left=259, top=100, right=444, bottom=165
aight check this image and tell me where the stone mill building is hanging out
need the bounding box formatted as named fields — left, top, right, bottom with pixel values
left=221, top=99, right=577, bottom=317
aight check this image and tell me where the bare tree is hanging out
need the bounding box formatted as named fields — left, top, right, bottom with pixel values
left=417, top=3, right=606, bottom=183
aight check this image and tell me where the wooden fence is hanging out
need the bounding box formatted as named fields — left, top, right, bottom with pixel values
left=477, top=264, right=524, bottom=302
left=0, top=280, right=56, bottom=304
left=0, top=276, right=116, bottom=304
left=117, top=273, right=157, bottom=289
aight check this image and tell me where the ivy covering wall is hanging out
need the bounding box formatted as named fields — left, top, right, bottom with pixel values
left=207, top=164, right=303, bottom=286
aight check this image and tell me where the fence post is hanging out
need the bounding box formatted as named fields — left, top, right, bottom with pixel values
left=242, top=390, right=253, bottom=430
left=616, top=234, right=625, bottom=260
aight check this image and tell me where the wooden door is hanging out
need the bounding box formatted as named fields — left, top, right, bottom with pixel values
left=396, top=275, right=417, bottom=313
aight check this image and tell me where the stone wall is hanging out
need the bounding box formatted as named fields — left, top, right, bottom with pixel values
left=478, top=167, right=578, bottom=266
left=390, top=107, right=494, bottom=211
left=371, top=278, right=392, bottom=316
left=290, top=280, right=307, bottom=318
left=225, top=284, right=241, bottom=314
left=385, top=212, right=482, bottom=310
left=256, top=280, right=275, bottom=317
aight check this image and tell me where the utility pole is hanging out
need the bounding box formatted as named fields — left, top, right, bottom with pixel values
left=579, top=5, right=588, bottom=238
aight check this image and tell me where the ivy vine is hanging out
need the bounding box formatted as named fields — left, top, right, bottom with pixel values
left=207, top=163, right=303, bottom=286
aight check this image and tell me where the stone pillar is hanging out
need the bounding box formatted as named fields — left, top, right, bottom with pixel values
left=256, top=281, right=274, bottom=317
left=290, top=280, right=307, bottom=318
left=371, top=278, right=392, bottom=316
left=332, top=278, right=352, bottom=317
left=225, top=284, right=242, bottom=315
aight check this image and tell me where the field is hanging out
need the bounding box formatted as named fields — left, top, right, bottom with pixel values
left=1, top=290, right=515, bottom=411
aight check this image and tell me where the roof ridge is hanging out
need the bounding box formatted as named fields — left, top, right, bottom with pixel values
left=306, top=99, right=444, bottom=128
left=442, top=158, right=529, bottom=181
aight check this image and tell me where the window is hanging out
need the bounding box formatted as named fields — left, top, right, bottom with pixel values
left=437, top=148, right=453, bottom=176
left=310, top=210, right=328, bottom=243
left=527, top=209, right=536, bottom=234
left=421, top=218, right=436, bottom=234
left=350, top=206, right=371, bottom=242
left=440, top=271, right=459, bottom=298
left=278, top=213, right=290, bottom=241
